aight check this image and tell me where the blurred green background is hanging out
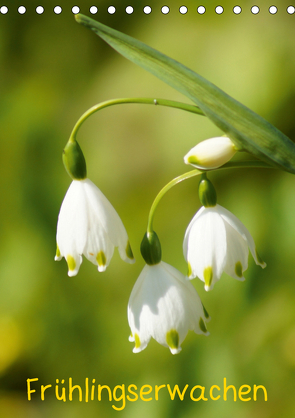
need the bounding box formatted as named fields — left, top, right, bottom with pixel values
left=1, top=0, right=295, bottom=416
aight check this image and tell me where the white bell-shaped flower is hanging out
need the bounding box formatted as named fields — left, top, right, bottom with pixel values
left=55, top=178, right=135, bottom=276
left=184, top=136, right=237, bottom=170
left=183, top=204, right=266, bottom=291
left=128, top=261, right=210, bottom=354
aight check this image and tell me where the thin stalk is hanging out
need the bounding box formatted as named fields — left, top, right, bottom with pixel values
left=69, top=98, right=205, bottom=142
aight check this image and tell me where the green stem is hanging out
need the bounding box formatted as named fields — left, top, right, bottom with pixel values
left=69, top=98, right=205, bottom=142
left=147, top=160, right=274, bottom=233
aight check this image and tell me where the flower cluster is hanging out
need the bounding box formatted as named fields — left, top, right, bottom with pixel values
left=55, top=135, right=266, bottom=355
left=126, top=138, right=266, bottom=353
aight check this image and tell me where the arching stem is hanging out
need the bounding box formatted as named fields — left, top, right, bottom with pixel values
left=147, top=160, right=274, bottom=233
left=69, top=97, right=205, bottom=142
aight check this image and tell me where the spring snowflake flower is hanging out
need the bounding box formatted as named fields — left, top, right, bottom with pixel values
left=183, top=204, right=266, bottom=291
left=128, top=261, right=209, bottom=354
left=55, top=178, right=135, bottom=276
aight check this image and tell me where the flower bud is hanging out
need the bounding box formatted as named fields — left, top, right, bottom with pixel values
left=62, top=140, right=87, bottom=180
left=184, top=136, right=237, bottom=170
left=140, top=231, right=162, bottom=265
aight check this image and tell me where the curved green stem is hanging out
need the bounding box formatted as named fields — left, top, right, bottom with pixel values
left=69, top=98, right=205, bottom=142
left=147, top=160, right=274, bottom=233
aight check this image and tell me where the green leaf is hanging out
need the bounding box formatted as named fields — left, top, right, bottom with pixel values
left=75, top=14, right=295, bottom=174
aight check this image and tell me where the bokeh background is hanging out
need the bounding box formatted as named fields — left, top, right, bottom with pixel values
left=1, top=0, right=295, bottom=416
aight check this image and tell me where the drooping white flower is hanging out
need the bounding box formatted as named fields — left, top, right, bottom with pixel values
left=184, top=136, right=237, bottom=170
left=128, top=261, right=210, bottom=354
left=55, top=178, right=135, bottom=276
left=183, top=204, right=266, bottom=291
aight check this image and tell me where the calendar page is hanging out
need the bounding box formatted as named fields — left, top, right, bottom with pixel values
left=1, top=1, right=294, bottom=417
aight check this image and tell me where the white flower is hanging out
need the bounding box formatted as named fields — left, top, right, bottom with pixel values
left=183, top=204, right=266, bottom=291
left=184, top=136, right=237, bottom=170
left=128, top=261, right=209, bottom=354
left=55, top=178, right=135, bottom=276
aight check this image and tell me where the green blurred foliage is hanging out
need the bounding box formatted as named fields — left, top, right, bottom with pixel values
left=1, top=1, right=295, bottom=417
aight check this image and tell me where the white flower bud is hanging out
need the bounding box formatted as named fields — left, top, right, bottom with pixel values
left=184, top=136, right=237, bottom=170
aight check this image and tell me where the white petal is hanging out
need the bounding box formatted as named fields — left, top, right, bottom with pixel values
left=66, top=253, right=83, bottom=277
left=183, top=206, right=206, bottom=258
left=169, top=346, right=182, bottom=355
left=83, top=179, right=134, bottom=264
left=217, top=204, right=266, bottom=268
left=185, top=207, right=227, bottom=290
left=80, top=191, right=115, bottom=271
left=223, top=221, right=249, bottom=281
left=127, top=265, right=152, bottom=352
left=83, top=226, right=114, bottom=272
left=160, top=262, right=209, bottom=333
left=56, top=181, right=88, bottom=255
left=56, top=181, right=88, bottom=275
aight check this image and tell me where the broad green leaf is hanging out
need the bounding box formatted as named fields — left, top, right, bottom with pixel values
left=76, top=14, right=295, bottom=174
